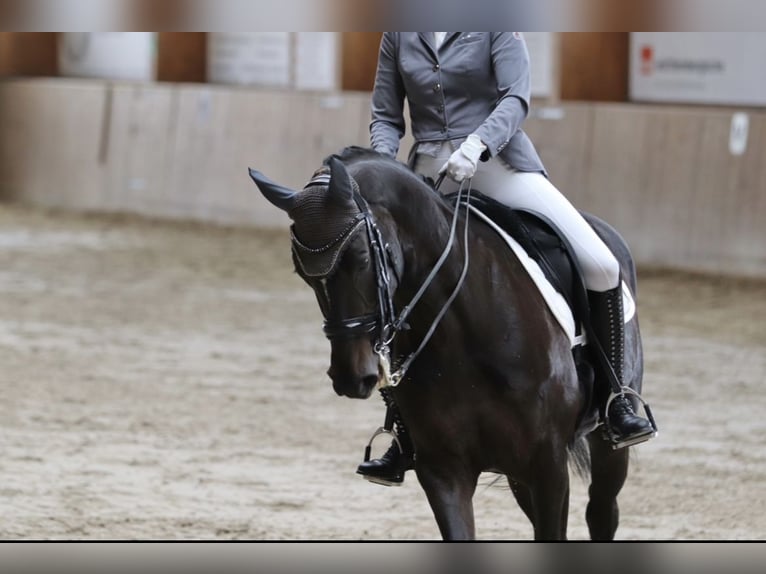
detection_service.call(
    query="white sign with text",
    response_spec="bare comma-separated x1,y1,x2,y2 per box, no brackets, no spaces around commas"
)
630,33,766,107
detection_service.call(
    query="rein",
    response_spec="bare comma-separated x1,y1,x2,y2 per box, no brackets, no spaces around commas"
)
378,177,473,387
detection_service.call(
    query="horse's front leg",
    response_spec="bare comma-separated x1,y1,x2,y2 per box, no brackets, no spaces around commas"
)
528,441,571,540
585,432,629,540
416,462,479,540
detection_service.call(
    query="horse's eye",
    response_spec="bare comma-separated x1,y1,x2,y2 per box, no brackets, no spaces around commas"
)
358,257,371,270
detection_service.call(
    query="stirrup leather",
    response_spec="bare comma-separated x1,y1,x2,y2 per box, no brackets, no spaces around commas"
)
603,387,658,450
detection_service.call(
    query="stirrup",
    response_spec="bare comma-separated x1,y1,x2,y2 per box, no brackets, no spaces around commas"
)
363,475,405,488
359,426,405,487
603,387,658,450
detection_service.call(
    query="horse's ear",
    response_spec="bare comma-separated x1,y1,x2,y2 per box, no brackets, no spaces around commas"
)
327,156,356,206
248,168,298,213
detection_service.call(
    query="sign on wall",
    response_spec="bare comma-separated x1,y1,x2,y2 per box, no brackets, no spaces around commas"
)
59,33,157,81
208,33,340,91
630,33,766,107
294,33,340,91
207,33,291,88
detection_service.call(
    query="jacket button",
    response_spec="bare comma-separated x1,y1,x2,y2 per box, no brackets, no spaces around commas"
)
433,83,441,92
433,64,440,72
438,104,444,111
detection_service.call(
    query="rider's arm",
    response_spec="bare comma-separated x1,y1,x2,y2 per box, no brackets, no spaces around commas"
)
472,32,531,161
370,32,406,159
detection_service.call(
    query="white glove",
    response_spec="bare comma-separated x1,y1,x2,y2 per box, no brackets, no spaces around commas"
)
439,134,486,182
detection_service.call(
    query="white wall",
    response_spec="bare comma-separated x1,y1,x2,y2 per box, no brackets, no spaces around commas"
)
1,79,764,278
0,79,373,228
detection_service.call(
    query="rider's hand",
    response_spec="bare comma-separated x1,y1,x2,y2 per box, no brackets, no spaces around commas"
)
439,134,486,182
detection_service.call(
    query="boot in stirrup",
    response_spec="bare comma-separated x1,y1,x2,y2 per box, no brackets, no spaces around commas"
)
589,283,657,450
357,403,415,486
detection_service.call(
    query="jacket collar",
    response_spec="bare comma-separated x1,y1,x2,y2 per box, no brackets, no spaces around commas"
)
418,32,459,57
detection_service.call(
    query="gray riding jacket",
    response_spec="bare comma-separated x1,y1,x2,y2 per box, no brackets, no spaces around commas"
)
370,32,546,174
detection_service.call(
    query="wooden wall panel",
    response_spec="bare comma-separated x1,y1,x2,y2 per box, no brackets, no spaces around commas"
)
0,79,373,227
341,32,382,92
165,87,372,226
524,104,595,203
587,106,699,264
156,33,206,83
560,33,629,102
585,105,766,277
691,113,766,276
0,80,108,207
2,80,765,277
104,84,176,213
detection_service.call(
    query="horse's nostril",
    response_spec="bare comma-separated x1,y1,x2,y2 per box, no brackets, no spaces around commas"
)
362,374,379,389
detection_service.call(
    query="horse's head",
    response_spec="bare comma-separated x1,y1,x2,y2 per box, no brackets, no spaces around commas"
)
249,154,403,399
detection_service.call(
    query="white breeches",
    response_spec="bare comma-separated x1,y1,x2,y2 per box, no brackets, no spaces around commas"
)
414,151,621,292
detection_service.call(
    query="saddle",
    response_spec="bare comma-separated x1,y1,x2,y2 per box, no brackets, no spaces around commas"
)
444,190,599,432
444,191,590,336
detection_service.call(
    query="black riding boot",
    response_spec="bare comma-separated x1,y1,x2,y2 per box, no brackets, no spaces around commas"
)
356,400,415,486
589,284,656,449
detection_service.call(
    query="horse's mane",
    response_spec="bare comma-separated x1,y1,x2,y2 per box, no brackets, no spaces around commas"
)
325,145,387,165
323,146,443,203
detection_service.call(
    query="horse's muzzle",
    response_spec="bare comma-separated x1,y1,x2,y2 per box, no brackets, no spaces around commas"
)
329,369,379,399
328,340,380,399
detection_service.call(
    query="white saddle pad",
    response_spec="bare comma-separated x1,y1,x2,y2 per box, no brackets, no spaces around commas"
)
468,206,636,348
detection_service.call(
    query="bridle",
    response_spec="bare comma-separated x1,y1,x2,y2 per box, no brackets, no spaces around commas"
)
290,173,397,345
293,171,472,387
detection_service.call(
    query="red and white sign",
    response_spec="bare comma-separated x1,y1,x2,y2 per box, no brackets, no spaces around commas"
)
630,33,766,107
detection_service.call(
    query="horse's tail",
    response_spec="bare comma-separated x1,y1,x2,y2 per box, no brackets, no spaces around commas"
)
482,438,591,493
568,438,591,481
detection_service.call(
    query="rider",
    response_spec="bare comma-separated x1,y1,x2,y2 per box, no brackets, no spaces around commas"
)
358,32,655,485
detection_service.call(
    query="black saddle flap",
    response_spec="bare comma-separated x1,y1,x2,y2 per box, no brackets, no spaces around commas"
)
444,190,587,333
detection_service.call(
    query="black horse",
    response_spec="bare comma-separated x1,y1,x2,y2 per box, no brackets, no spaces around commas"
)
249,147,647,540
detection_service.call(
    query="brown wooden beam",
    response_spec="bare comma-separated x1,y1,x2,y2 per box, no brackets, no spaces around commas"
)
0,32,58,77
560,33,629,102
156,32,206,83
341,32,382,92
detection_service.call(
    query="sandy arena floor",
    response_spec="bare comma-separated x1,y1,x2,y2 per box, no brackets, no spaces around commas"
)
0,204,764,540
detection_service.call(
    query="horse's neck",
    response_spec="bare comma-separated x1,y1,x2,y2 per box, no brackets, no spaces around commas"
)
386,188,485,335
385,183,519,341
358,163,483,317
387,187,455,279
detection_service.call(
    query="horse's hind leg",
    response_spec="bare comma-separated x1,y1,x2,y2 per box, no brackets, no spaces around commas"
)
586,433,630,540
416,463,479,540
